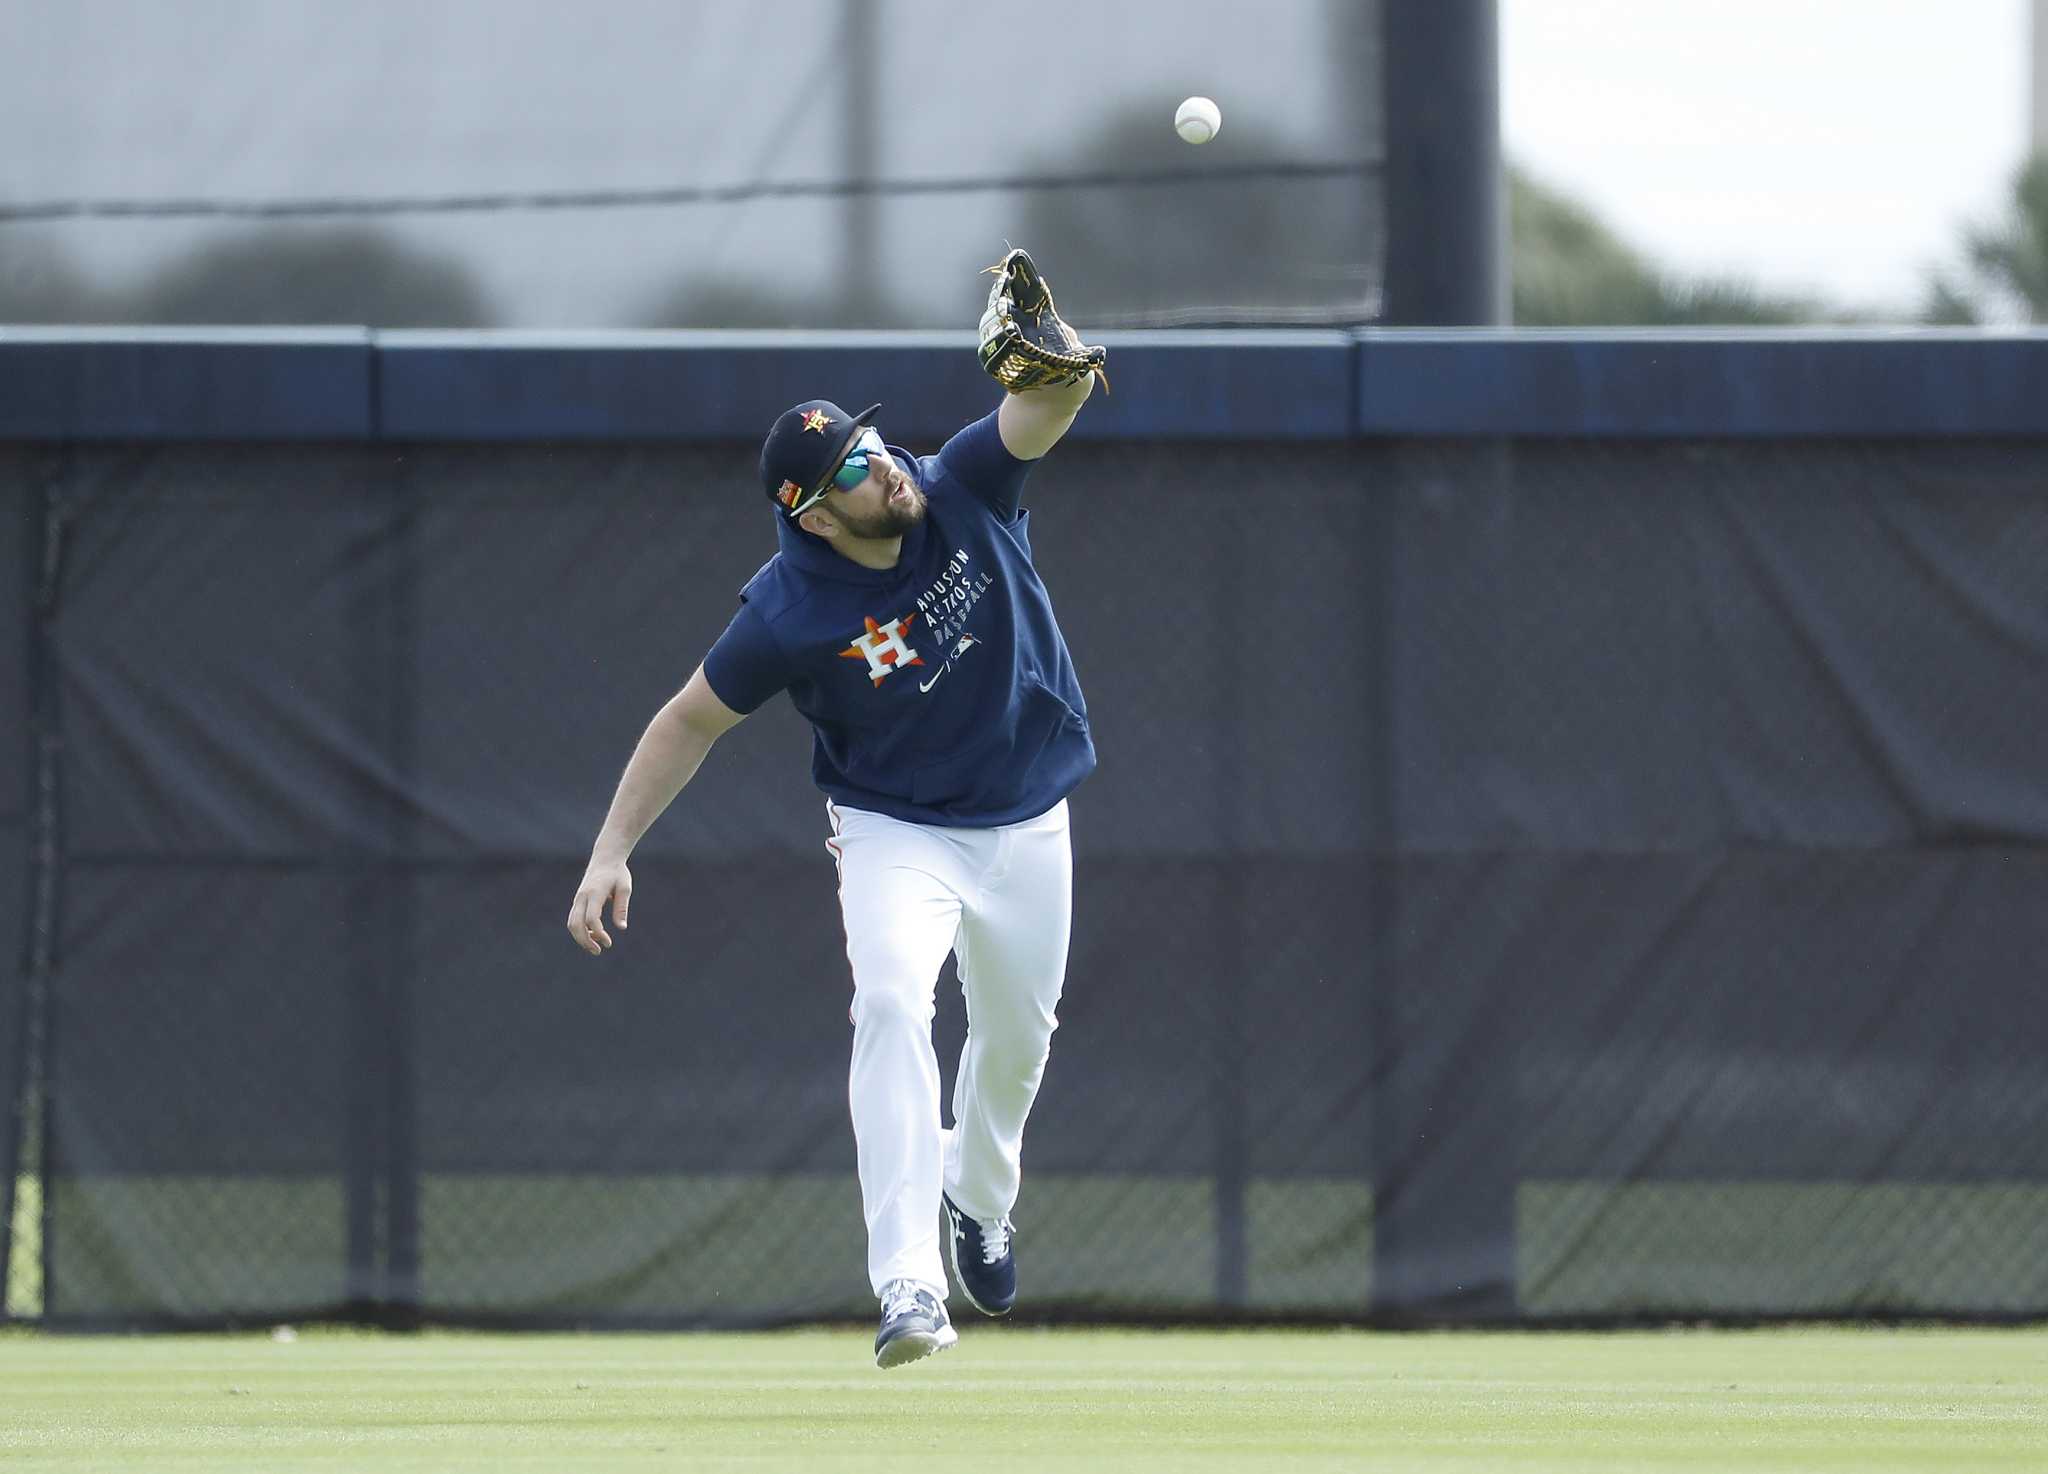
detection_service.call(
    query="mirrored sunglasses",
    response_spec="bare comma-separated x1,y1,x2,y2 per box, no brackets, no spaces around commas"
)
829,428,888,492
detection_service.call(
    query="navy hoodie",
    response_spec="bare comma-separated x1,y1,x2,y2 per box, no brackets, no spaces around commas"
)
702,408,1095,827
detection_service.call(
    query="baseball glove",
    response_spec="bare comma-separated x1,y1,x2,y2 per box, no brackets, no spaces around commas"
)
977,248,1108,393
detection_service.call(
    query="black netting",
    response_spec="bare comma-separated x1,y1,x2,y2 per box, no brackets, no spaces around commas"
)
2,461,31,1321
7,435,2048,1325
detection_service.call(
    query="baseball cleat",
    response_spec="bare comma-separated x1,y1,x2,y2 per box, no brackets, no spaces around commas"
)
943,1193,1017,1316
873,1279,957,1369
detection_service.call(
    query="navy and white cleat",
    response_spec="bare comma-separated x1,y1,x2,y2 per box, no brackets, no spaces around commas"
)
873,1279,957,1369
943,1193,1017,1316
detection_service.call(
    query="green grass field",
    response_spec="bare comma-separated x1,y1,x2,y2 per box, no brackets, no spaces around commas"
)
3,1326,2043,1472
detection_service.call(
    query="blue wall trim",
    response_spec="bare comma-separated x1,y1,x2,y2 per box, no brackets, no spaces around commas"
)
375,330,1356,442
0,328,373,441
3,327,2046,442
1355,329,2048,437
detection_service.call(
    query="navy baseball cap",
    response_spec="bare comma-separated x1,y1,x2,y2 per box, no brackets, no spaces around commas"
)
760,398,882,519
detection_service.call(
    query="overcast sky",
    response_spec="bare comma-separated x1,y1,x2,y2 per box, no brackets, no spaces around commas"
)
1503,0,2034,312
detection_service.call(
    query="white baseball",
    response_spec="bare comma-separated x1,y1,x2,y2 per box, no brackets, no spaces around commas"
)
1175,96,1221,145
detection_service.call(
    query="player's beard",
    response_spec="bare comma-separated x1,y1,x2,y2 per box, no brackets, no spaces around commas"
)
836,484,926,540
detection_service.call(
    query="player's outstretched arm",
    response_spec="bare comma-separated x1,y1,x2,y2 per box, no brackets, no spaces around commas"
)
567,663,745,956
998,372,1095,461
977,247,1103,460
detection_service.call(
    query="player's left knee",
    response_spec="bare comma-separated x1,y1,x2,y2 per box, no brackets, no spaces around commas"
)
971,1027,1055,1077
851,984,934,1035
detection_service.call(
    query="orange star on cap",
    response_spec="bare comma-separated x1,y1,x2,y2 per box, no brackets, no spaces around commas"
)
800,409,834,434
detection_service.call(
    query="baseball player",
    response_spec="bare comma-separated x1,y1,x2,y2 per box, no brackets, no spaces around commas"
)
566,250,1106,1368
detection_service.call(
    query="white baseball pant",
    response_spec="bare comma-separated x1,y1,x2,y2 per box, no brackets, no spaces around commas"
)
825,797,1073,1300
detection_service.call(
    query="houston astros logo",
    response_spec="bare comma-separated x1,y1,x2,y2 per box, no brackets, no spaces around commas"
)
839,612,926,687
800,408,834,434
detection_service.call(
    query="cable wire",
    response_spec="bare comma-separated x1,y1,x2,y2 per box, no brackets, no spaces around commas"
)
0,160,1381,226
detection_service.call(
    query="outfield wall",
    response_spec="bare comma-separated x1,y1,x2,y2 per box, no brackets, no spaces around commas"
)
4,330,2046,1327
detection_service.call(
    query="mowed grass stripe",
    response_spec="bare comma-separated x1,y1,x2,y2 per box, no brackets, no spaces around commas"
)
3,1327,2043,1472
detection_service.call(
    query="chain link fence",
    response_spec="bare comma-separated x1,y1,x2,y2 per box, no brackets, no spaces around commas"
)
5,433,2048,1326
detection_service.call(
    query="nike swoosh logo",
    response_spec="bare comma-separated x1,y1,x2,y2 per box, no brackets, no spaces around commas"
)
919,635,978,694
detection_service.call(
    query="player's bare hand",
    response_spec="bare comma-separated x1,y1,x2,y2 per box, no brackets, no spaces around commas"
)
568,859,632,956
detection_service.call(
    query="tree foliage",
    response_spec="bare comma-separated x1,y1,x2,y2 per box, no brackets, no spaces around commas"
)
0,234,109,323
1923,155,2048,324
0,226,497,327
127,227,496,326
633,102,1378,330
1510,163,1832,326
1007,99,1377,327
